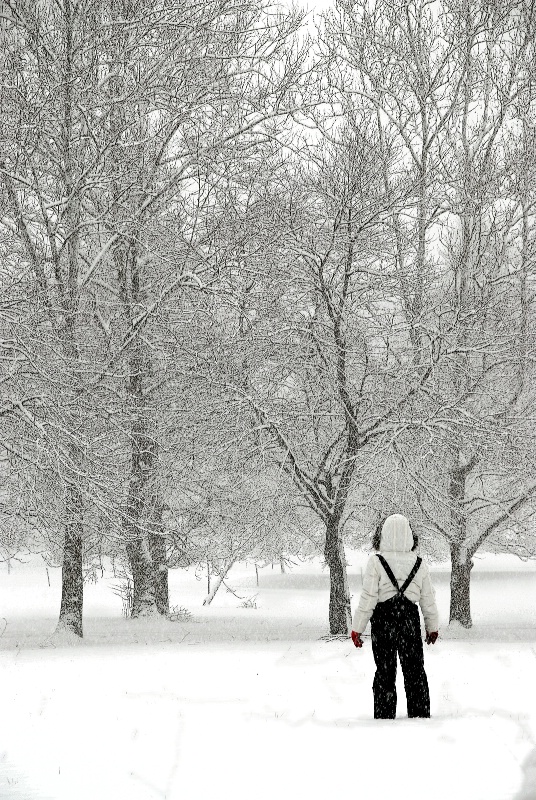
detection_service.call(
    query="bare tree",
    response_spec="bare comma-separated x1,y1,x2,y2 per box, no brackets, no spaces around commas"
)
93,0,308,615
217,100,445,634
327,0,536,627
0,0,308,631
0,0,117,636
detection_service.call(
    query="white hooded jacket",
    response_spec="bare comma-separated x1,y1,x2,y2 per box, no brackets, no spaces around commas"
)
352,514,439,634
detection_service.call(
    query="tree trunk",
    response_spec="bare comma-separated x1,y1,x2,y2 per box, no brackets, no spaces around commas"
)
447,450,476,628
149,513,169,617
127,539,157,617
202,573,225,606
203,560,234,605
56,3,84,638
57,483,84,637
449,546,473,627
324,518,351,635
124,345,162,617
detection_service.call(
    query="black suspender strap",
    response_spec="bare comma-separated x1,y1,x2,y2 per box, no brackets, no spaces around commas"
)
400,557,422,594
376,554,422,596
376,555,399,591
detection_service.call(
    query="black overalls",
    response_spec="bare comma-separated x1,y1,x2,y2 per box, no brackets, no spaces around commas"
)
370,555,430,719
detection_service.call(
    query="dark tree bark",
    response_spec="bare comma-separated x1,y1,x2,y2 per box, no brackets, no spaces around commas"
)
324,518,352,635
57,483,84,637
449,546,473,627
125,383,160,618
149,503,169,616
55,0,87,638
127,541,157,617
446,454,476,628
124,349,168,617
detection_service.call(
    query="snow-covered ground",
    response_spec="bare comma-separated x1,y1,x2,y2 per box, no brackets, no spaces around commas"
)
0,551,535,800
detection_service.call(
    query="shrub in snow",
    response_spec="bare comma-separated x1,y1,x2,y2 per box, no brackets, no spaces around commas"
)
111,576,134,618
168,606,193,622
239,596,258,609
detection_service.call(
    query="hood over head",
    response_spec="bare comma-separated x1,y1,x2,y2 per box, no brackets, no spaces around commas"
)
380,514,414,552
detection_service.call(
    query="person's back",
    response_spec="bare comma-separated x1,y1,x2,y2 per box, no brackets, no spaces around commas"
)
351,514,439,719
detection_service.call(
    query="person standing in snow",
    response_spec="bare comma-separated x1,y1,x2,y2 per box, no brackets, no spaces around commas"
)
351,513,439,719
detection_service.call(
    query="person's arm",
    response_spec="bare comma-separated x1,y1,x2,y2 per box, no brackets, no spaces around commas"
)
351,556,380,638
419,562,439,641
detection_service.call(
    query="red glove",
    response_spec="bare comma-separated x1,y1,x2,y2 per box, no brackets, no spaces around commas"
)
426,631,438,645
351,631,363,648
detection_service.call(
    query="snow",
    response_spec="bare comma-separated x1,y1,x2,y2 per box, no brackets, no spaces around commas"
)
0,552,535,800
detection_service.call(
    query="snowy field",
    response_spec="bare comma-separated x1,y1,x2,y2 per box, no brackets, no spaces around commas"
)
1,552,536,800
